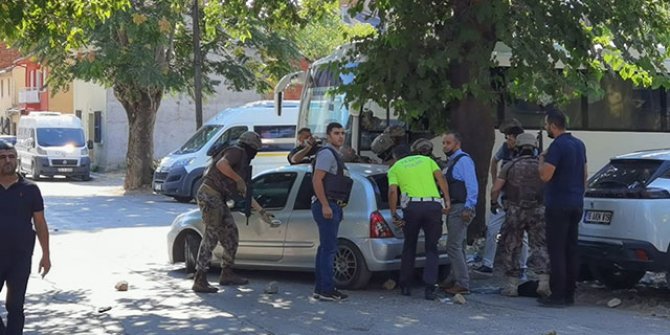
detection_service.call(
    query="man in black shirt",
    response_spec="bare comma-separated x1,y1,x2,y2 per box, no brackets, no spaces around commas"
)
0,141,51,335
288,128,319,164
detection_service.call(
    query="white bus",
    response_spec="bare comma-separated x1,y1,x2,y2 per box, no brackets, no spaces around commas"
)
275,44,670,176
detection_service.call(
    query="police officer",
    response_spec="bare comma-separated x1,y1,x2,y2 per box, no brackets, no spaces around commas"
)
192,131,275,293
388,139,451,300
370,125,407,165
490,133,550,297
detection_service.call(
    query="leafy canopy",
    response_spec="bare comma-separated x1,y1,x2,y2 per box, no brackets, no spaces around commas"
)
342,0,670,132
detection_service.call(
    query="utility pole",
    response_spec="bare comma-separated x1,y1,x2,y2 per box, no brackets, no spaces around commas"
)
192,0,203,129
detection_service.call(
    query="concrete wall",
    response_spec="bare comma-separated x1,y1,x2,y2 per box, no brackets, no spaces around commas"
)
0,72,12,112
48,83,74,114
72,80,108,168
102,83,261,171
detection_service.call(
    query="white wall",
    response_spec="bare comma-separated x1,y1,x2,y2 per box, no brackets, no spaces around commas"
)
72,80,108,167
102,83,261,171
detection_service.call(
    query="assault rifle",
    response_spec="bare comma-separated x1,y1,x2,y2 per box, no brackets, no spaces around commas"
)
536,129,544,153
244,165,253,225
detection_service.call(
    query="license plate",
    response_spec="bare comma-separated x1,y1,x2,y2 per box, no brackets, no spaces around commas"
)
57,168,73,172
154,183,162,191
584,210,613,224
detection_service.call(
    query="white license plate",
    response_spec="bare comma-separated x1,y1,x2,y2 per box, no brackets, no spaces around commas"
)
57,168,73,172
584,210,613,224
154,183,162,191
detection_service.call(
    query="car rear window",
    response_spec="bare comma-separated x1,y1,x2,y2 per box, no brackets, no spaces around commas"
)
368,174,390,209
589,159,662,190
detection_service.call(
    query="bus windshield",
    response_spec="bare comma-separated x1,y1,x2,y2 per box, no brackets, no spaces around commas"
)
175,125,223,154
301,62,402,151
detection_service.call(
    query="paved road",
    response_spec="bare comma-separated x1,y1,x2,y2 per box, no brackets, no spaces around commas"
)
3,173,670,334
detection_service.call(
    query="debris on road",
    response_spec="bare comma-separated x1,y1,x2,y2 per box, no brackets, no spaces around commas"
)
98,306,112,313
382,279,396,290
264,281,279,294
608,298,622,308
453,294,466,305
115,280,129,291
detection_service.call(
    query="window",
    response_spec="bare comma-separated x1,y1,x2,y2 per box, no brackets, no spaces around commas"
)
368,174,390,209
504,98,583,130
175,125,225,154
252,172,297,209
589,159,662,189
254,125,296,151
36,128,86,147
75,110,82,119
293,173,314,210
213,126,248,147
587,75,663,131
94,111,102,143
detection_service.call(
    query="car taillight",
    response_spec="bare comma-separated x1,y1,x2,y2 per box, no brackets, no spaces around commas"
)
370,211,394,238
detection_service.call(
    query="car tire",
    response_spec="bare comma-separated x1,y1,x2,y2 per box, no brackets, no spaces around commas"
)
31,160,41,181
80,172,91,181
334,239,372,290
191,178,203,201
184,232,201,274
174,196,193,203
591,264,645,289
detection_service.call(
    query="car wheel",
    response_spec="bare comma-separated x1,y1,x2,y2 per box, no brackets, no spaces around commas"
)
174,196,193,203
31,161,41,181
334,240,372,290
184,232,201,274
80,172,91,181
191,178,203,200
591,264,645,289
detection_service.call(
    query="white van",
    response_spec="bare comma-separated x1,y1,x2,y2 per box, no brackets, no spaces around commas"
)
153,100,300,203
15,112,91,180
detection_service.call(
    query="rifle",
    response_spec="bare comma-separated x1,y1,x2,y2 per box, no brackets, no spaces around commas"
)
536,129,544,153
244,165,253,225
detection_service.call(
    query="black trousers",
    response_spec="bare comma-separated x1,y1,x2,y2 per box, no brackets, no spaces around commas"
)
399,201,443,287
0,252,32,335
545,207,583,300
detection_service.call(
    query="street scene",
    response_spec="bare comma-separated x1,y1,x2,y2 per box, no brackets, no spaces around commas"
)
4,1,670,335
3,175,668,335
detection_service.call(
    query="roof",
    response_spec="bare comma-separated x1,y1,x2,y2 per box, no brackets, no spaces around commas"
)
271,162,389,177
205,100,300,125
614,149,670,161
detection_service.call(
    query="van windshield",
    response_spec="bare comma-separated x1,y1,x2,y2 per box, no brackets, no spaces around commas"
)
36,128,85,147
175,125,223,154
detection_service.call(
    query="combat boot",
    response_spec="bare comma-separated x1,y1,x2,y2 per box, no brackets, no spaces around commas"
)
192,271,218,293
537,274,551,297
501,276,519,297
219,268,249,285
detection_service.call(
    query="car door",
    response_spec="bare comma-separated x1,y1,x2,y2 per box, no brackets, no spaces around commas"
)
281,172,321,268
233,171,297,262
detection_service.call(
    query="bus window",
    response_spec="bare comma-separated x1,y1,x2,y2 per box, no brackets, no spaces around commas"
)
254,125,296,152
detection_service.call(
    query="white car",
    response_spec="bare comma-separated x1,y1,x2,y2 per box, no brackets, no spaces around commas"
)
579,149,670,289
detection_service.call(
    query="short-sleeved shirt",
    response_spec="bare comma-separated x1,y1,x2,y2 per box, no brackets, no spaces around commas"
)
0,175,43,255
544,133,587,208
388,155,441,198
314,144,348,176
494,144,514,166
287,145,319,164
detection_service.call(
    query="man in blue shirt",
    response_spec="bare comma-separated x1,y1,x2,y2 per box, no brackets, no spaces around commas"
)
538,109,587,307
441,132,478,295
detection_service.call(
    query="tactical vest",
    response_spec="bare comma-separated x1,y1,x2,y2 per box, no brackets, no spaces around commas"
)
202,145,249,197
503,155,544,208
444,154,468,204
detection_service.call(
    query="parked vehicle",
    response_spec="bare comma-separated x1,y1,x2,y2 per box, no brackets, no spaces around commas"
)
153,100,299,203
167,163,450,289
15,112,91,181
0,135,16,145
579,149,670,289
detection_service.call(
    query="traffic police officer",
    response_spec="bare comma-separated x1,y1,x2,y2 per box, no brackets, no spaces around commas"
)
388,139,451,300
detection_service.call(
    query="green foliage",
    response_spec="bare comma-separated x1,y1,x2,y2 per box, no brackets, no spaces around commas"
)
342,0,670,133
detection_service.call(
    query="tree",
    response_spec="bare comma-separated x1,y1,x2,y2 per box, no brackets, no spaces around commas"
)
3,0,330,190
342,0,670,240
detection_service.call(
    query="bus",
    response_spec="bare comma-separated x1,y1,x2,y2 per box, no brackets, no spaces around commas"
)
275,43,670,176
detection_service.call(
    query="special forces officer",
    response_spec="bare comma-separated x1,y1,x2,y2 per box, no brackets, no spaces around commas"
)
192,131,275,293
490,133,550,297
388,139,451,300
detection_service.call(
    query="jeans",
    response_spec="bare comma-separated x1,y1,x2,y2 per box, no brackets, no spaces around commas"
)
0,251,32,335
312,201,343,294
446,204,471,289
545,206,583,300
398,201,443,287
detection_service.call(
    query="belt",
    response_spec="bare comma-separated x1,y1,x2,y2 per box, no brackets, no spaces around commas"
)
408,197,442,204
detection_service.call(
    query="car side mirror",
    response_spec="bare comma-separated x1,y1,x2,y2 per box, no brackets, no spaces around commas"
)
87,140,94,149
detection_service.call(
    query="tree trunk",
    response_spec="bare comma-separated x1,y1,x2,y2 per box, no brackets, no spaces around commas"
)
113,85,163,190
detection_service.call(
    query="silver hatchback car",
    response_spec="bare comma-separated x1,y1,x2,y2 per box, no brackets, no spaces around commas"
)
168,163,450,289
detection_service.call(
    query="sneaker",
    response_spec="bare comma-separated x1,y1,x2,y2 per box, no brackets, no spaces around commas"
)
425,285,438,301
313,292,337,301
332,289,348,300
444,285,470,295
473,265,493,276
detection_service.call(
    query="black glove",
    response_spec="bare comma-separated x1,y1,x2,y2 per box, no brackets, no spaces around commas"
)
490,201,501,215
